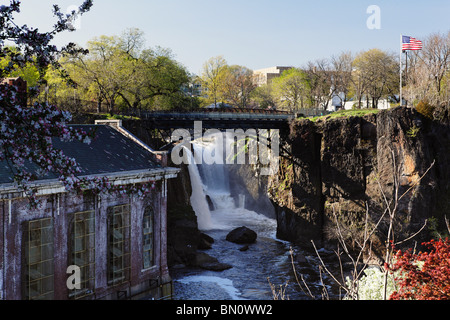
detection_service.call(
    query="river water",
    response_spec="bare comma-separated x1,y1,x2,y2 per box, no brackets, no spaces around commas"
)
171,133,337,300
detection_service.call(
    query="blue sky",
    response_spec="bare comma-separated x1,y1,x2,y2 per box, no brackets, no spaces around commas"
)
13,0,450,75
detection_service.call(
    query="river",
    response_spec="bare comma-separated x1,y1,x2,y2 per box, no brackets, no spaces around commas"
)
170,132,338,300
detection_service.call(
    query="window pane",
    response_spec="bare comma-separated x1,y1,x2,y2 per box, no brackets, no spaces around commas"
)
143,207,154,269
24,218,54,300
69,211,95,300
107,205,131,285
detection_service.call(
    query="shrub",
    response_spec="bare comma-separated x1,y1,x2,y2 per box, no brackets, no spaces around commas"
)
346,267,397,300
389,238,450,300
415,100,435,119
407,124,421,138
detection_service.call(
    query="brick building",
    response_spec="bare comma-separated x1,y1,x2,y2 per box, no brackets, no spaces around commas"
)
0,121,179,300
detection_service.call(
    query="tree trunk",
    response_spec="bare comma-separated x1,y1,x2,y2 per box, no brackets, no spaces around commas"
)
97,96,102,113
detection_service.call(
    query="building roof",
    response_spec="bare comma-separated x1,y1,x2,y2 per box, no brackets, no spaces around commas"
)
0,124,162,185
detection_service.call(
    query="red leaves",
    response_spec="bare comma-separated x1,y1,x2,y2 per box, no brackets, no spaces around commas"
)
388,238,450,300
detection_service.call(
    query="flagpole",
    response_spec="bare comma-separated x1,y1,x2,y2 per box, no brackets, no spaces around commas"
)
405,50,408,107
400,34,403,107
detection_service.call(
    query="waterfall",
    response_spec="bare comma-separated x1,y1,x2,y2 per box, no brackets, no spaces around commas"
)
183,146,212,230
185,131,275,233
184,132,239,230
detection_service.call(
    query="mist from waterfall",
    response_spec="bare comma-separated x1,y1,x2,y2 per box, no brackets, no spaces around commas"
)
184,132,275,234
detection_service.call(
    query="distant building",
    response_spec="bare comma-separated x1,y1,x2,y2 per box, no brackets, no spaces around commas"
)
253,66,293,87
181,79,205,98
0,120,179,300
324,92,391,111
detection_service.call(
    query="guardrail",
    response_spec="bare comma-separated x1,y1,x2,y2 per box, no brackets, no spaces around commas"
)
139,111,295,121
121,107,329,120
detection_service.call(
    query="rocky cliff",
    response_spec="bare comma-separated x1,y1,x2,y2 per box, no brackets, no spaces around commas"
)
269,107,450,258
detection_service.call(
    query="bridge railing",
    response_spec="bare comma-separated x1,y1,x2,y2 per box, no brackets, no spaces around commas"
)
123,107,330,120
143,107,293,115
139,111,294,121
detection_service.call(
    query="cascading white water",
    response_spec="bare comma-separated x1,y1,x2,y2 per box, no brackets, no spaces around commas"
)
186,132,275,234
192,135,235,215
183,146,212,230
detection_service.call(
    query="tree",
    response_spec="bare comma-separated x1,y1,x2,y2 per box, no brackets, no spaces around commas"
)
67,34,137,114
272,68,311,112
200,55,227,107
251,84,277,109
128,47,190,111
63,29,191,113
406,31,450,113
420,32,450,100
331,52,354,109
305,59,335,110
220,65,255,108
352,49,398,108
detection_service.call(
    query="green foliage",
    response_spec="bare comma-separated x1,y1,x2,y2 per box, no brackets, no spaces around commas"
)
49,28,192,113
0,46,40,88
272,68,311,111
407,124,421,138
351,49,399,108
199,55,228,106
251,84,276,109
309,108,380,122
105,113,140,121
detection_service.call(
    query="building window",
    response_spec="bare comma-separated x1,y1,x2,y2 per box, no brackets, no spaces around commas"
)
24,218,54,300
142,207,155,269
69,210,96,299
107,204,131,286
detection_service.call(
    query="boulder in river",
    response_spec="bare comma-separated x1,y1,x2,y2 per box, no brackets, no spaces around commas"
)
226,226,257,244
198,232,215,250
195,252,232,271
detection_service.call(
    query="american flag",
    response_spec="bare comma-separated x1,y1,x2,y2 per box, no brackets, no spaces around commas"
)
402,36,423,51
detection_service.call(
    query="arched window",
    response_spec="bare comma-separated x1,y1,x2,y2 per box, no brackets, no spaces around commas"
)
142,207,155,269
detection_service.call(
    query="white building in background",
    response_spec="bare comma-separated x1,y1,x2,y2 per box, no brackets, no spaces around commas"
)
324,91,391,111
253,66,293,87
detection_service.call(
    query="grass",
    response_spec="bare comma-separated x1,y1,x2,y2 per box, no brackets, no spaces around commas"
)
308,108,381,122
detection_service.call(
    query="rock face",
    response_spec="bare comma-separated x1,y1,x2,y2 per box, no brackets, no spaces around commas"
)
166,203,201,267
226,227,258,244
268,119,323,246
166,163,200,268
227,163,276,219
269,107,450,258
